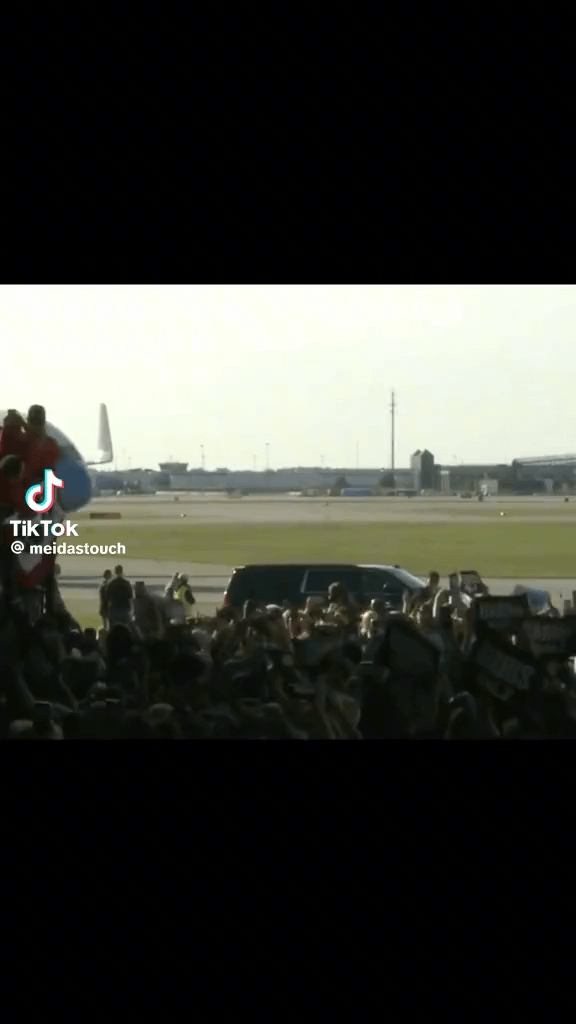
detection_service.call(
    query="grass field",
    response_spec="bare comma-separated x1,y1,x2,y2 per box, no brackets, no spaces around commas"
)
77,612,103,630
73,521,576,578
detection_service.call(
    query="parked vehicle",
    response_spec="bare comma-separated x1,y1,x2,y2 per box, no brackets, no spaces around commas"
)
222,563,425,611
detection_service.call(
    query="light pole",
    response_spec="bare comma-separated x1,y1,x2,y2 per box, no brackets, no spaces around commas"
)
265,442,270,471
200,444,205,471
390,391,396,475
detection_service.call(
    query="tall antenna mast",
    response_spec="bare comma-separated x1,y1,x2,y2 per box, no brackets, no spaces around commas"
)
390,390,396,473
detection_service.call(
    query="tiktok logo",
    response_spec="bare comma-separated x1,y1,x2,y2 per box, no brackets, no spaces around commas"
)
25,468,64,513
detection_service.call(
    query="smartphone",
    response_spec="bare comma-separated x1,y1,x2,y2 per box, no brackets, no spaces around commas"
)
460,570,482,595
438,605,453,630
358,661,376,676
33,701,52,734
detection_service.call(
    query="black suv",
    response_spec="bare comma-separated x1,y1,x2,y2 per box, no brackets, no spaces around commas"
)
222,563,425,611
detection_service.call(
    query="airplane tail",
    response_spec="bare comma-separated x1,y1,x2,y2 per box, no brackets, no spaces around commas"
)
85,403,114,466
97,403,113,463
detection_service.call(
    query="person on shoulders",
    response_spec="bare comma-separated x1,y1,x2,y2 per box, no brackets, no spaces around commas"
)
0,410,32,461
23,406,61,488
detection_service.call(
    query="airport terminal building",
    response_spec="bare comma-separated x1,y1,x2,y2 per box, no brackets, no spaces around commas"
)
92,449,576,496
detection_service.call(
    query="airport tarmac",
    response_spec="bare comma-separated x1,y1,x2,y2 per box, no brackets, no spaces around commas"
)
77,493,576,526
58,493,576,620
59,556,576,618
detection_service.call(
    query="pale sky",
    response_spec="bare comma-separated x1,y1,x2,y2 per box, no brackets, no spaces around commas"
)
2,285,574,471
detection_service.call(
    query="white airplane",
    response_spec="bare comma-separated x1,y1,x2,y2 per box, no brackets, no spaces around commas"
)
87,404,114,467
0,403,113,512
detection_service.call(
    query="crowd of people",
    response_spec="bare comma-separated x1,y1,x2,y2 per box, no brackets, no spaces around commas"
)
2,406,576,738
2,552,576,737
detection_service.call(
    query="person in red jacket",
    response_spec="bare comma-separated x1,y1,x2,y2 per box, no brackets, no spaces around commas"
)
0,454,28,606
23,405,60,489
0,405,60,488
0,406,60,612
0,409,32,462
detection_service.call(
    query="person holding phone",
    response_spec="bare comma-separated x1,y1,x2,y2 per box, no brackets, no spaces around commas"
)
460,570,483,597
407,572,440,616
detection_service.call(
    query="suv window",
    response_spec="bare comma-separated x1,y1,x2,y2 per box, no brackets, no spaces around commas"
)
361,569,403,595
386,567,424,591
227,567,306,607
304,568,363,597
